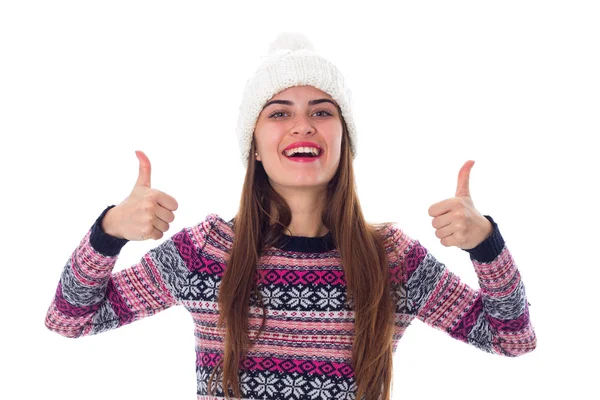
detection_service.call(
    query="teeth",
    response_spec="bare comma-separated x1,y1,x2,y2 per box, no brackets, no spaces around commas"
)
284,147,320,157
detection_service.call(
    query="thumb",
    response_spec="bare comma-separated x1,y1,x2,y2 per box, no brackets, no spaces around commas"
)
134,150,151,188
455,160,474,198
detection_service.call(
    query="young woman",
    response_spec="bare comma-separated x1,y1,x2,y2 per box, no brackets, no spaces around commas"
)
45,33,537,400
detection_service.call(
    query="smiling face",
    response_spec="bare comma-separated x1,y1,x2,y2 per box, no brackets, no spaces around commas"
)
253,85,343,192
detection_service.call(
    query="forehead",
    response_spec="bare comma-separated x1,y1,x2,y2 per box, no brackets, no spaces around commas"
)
270,85,332,101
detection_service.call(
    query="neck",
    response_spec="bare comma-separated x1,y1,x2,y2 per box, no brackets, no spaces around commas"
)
272,185,328,237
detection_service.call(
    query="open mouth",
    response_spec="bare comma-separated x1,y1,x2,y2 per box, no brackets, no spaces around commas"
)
285,152,321,159
282,148,323,158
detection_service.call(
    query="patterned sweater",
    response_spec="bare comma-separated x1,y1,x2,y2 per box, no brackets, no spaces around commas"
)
45,205,536,400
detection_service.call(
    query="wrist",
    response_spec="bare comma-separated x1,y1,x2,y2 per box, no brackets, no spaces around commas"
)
101,207,125,239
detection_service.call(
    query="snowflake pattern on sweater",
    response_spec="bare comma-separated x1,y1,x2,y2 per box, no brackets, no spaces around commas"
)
45,205,536,399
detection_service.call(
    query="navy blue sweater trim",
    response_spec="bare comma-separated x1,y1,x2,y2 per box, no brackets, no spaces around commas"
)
89,207,503,261
464,215,505,263
90,205,129,257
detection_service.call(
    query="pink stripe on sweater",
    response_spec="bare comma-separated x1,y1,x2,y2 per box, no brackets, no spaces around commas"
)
196,352,355,378
256,268,346,286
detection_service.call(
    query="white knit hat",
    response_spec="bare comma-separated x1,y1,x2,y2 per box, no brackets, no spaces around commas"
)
235,32,358,169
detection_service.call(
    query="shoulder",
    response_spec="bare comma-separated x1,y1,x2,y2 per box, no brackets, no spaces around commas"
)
185,213,235,253
376,222,414,250
375,222,423,265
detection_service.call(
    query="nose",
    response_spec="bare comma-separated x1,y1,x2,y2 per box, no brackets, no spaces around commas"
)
290,114,315,136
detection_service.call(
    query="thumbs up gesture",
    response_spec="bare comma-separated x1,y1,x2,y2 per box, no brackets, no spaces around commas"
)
101,150,179,241
427,160,493,250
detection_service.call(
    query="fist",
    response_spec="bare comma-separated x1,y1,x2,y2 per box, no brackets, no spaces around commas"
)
102,150,179,241
427,160,492,250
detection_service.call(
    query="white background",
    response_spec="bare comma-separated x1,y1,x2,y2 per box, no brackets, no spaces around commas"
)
1,1,598,399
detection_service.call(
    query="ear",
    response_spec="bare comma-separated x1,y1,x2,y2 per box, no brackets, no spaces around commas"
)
252,138,261,161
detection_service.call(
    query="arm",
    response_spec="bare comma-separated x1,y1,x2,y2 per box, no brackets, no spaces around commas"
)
44,205,206,338
391,216,536,357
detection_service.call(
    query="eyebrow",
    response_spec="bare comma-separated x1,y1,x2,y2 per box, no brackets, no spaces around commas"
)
262,98,337,110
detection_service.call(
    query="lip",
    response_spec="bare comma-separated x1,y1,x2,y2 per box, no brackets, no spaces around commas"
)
284,154,322,163
283,141,323,152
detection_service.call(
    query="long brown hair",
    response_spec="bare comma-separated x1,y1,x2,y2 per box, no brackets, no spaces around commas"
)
208,114,397,400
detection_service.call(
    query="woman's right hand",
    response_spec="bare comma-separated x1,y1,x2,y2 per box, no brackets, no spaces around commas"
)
102,150,179,241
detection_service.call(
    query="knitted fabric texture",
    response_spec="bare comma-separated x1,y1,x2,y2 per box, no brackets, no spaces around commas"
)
46,205,537,399
235,32,358,169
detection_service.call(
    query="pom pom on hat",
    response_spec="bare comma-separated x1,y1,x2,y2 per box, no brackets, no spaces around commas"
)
268,32,315,54
236,32,358,169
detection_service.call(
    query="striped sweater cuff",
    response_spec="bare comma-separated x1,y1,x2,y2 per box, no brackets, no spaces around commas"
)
464,215,505,263
89,204,129,257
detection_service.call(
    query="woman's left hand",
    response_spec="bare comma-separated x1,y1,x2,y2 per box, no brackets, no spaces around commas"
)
428,160,493,250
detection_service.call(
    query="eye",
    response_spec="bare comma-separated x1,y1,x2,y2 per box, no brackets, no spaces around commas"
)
313,110,333,117
268,111,287,118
